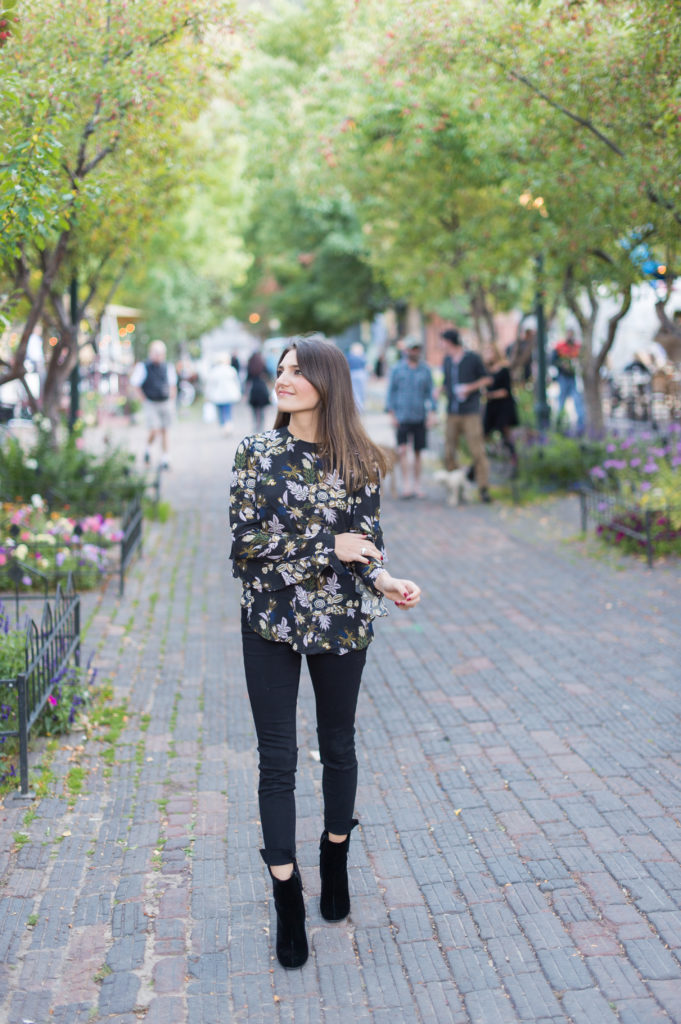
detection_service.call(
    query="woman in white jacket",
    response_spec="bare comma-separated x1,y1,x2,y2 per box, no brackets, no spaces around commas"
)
205,353,242,434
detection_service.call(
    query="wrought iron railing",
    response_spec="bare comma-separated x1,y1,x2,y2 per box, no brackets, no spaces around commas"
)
119,493,144,595
0,575,81,797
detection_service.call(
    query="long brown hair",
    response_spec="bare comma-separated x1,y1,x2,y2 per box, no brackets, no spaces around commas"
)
273,336,391,489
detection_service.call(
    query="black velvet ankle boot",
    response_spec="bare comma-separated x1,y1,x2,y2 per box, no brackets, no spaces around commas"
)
270,863,308,969
319,819,358,922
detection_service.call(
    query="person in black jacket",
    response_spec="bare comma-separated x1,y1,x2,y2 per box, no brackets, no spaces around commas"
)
483,344,519,476
440,329,492,502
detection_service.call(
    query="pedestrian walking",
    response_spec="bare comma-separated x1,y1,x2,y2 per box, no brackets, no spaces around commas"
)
229,335,422,970
483,343,519,476
204,352,242,435
346,341,368,411
385,336,436,498
246,346,271,430
441,328,492,502
552,328,585,433
130,339,177,469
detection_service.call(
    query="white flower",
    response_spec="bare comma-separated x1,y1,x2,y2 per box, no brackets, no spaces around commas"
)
289,482,309,501
324,574,341,596
275,618,292,641
25,458,38,471
30,493,44,509
39,418,52,432
15,543,28,560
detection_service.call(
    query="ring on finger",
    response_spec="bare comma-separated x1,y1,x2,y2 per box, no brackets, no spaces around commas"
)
361,546,367,555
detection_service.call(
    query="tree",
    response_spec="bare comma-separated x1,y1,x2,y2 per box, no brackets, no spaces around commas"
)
225,0,390,337
0,0,235,425
118,98,253,350
294,0,680,430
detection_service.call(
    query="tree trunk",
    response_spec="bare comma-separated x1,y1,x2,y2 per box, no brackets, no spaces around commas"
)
465,279,496,350
41,329,78,430
581,331,604,438
563,270,631,437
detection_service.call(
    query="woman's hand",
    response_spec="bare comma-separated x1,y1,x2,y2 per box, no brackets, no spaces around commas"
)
334,532,383,565
374,571,421,609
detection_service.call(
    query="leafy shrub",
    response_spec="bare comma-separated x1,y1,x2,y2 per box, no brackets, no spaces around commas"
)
0,415,144,515
518,432,607,491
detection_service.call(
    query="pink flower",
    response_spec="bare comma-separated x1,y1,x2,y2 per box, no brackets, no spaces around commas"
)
47,694,58,707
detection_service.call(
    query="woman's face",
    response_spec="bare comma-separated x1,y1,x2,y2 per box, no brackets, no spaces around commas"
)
275,349,321,415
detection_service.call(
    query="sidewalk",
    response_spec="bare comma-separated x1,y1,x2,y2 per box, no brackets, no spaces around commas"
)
1,402,681,1024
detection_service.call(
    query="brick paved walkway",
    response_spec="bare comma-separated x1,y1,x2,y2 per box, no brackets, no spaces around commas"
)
1,401,680,1024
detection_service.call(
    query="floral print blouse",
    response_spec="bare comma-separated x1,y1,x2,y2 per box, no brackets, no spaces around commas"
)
229,427,387,654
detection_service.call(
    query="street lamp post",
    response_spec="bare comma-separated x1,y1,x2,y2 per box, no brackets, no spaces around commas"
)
519,192,551,433
534,254,551,432
68,274,79,431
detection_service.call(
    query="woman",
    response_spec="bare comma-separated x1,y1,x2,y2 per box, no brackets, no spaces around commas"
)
483,344,519,475
204,352,242,434
229,336,421,970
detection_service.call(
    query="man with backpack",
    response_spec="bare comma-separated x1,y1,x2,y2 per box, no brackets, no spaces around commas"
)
130,339,177,468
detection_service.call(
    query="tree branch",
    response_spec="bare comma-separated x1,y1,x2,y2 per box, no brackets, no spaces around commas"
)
597,284,632,372
496,61,624,156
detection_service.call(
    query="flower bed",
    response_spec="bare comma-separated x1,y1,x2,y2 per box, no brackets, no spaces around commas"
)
583,425,681,560
0,497,123,591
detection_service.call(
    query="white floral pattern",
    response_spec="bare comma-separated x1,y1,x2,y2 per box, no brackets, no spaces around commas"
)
230,427,387,653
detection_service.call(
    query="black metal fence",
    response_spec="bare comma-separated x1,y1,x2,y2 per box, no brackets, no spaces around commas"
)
0,575,81,797
119,493,144,595
577,487,681,568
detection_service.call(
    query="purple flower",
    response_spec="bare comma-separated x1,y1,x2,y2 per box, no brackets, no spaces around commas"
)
640,482,652,492
649,447,666,457
629,457,641,468
643,461,658,473
590,466,607,479
606,443,617,453
22,575,32,586
672,456,681,468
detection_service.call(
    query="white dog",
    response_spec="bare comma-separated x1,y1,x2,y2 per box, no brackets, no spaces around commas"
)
433,468,478,506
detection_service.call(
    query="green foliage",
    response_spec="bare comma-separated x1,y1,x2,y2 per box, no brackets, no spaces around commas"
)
0,416,143,515
233,190,389,334
0,0,237,419
518,433,607,490
0,607,26,680
119,99,252,347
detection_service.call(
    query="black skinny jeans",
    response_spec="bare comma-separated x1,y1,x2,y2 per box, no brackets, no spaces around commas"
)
241,613,366,867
